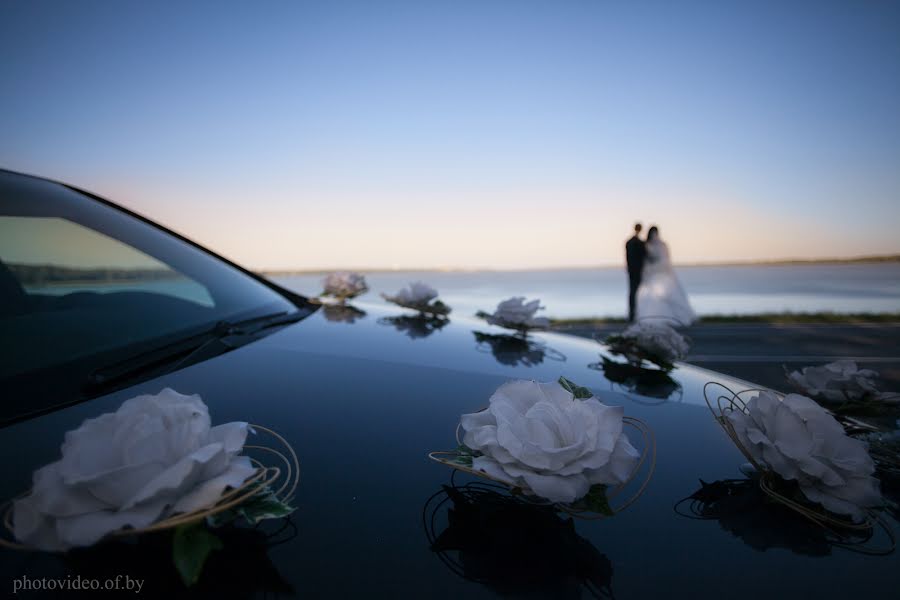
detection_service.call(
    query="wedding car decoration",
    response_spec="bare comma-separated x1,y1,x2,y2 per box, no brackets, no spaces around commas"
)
603,321,689,371
857,421,900,481
429,378,655,517
320,271,368,302
1,389,299,586
786,360,899,414
704,383,883,528
476,297,550,335
381,281,451,317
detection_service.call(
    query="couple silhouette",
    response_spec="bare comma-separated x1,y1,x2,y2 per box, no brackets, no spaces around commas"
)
625,223,696,325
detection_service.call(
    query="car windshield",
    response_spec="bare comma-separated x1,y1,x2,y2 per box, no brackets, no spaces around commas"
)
0,171,303,422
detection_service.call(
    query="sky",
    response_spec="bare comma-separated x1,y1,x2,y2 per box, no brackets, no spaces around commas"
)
1,1,899,271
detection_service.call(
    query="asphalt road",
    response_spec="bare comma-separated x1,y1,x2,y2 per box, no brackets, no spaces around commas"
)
552,322,900,393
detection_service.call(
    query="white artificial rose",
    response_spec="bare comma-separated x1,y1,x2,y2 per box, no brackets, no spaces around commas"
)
382,282,450,316
393,281,438,305
485,297,550,330
322,272,368,299
726,391,881,521
460,380,640,503
620,322,689,363
13,389,256,551
787,360,893,404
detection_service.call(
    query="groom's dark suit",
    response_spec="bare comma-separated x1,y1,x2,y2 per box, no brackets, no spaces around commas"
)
625,235,646,322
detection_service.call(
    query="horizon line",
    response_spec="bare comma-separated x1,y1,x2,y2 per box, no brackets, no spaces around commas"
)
257,253,900,275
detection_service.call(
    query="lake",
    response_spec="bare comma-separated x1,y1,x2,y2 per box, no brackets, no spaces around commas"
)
272,262,900,320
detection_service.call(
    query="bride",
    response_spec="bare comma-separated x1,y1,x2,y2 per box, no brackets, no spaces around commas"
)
636,226,697,325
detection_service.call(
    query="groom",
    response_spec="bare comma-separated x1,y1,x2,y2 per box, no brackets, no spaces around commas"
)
625,222,645,322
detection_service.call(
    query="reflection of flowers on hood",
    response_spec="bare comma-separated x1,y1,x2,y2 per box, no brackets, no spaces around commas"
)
482,297,549,331
13,389,255,551
428,485,613,597
460,380,639,504
595,357,681,400
473,332,547,367
787,360,894,404
382,282,450,316
321,304,367,323
321,272,368,300
619,322,689,363
725,391,882,521
680,479,831,556
379,315,448,339
63,523,294,595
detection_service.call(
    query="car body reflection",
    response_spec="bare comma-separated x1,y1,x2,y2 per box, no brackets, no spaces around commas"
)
378,315,449,339
321,303,367,323
424,478,613,599
473,331,566,367
590,356,682,403
61,521,296,596
675,478,892,556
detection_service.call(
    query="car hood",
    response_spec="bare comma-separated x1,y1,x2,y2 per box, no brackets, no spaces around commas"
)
1,303,895,598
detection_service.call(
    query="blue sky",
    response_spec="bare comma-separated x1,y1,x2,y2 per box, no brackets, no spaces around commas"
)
2,1,899,270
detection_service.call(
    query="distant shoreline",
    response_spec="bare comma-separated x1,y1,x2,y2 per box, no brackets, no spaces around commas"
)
550,312,900,326
261,254,900,275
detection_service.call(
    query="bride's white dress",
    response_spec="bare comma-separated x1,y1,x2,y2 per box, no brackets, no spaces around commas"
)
636,238,697,325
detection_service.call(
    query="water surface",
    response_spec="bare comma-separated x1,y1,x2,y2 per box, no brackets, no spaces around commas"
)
273,262,900,319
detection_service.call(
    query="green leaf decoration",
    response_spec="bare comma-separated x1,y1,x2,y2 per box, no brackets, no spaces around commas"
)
582,485,615,516
453,444,476,467
236,489,296,524
205,486,296,528
558,376,594,399
173,524,223,587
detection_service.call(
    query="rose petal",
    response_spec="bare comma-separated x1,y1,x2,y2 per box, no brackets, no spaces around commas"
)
122,443,225,510
29,462,107,517
172,456,257,514
55,499,168,549
518,471,590,504
12,497,64,551
471,456,517,486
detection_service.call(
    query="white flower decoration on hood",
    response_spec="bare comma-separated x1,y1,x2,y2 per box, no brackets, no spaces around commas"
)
620,321,689,363
388,281,438,306
484,297,550,331
726,391,881,521
460,380,640,503
13,389,255,551
322,272,368,299
787,360,893,404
